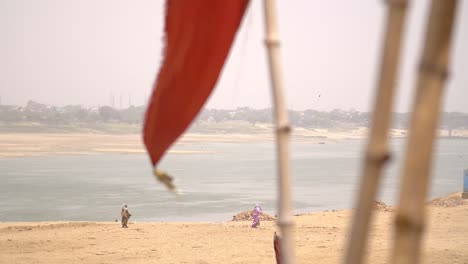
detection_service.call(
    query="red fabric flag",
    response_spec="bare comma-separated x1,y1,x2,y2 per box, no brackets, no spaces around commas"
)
144,0,249,166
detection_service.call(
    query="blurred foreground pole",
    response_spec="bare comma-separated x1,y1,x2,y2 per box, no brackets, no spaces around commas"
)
344,1,409,263
263,0,295,263
392,1,458,264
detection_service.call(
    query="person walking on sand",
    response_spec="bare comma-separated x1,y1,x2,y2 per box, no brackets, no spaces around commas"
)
121,204,132,228
251,204,263,228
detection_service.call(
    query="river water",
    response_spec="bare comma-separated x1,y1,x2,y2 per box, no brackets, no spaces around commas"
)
0,138,466,222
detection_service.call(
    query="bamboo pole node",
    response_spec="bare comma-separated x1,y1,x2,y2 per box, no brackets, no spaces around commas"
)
385,0,407,8
276,125,292,133
394,214,425,234
366,150,392,163
265,39,280,47
418,62,450,80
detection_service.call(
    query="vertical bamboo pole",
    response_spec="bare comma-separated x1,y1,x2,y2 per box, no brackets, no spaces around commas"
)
344,1,409,264
263,0,295,263
392,1,458,264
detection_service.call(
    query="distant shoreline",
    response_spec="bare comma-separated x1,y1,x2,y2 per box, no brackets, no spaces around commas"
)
1,121,467,137
0,128,467,158
0,132,322,158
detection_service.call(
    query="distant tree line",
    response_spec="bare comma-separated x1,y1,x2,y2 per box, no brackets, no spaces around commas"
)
197,107,468,130
1,101,467,130
0,101,144,125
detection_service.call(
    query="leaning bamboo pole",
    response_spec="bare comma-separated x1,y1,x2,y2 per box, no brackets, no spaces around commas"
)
392,1,458,264
343,1,409,264
263,0,295,263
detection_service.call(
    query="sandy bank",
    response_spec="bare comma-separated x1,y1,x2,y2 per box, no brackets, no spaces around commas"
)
0,132,325,158
1,194,467,264
1,128,467,158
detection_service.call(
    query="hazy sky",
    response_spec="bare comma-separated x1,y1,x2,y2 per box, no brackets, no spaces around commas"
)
1,0,467,112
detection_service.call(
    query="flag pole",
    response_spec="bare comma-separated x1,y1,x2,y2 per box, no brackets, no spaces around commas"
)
392,1,458,264
263,1,295,263
343,1,408,263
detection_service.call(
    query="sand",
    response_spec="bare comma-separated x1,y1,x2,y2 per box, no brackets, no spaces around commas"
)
0,130,405,158
1,196,467,264
0,132,320,158
2,128,468,158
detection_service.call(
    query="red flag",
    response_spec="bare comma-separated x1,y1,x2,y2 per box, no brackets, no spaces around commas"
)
144,0,249,166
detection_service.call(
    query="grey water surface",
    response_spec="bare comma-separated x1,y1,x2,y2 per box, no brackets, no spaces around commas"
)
0,138,467,222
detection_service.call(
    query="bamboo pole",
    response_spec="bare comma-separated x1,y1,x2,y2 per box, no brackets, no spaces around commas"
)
343,1,409,264
263,1,295,264
392,1,458,264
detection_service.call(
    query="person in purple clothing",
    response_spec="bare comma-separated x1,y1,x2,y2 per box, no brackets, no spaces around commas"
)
251,204,263,228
